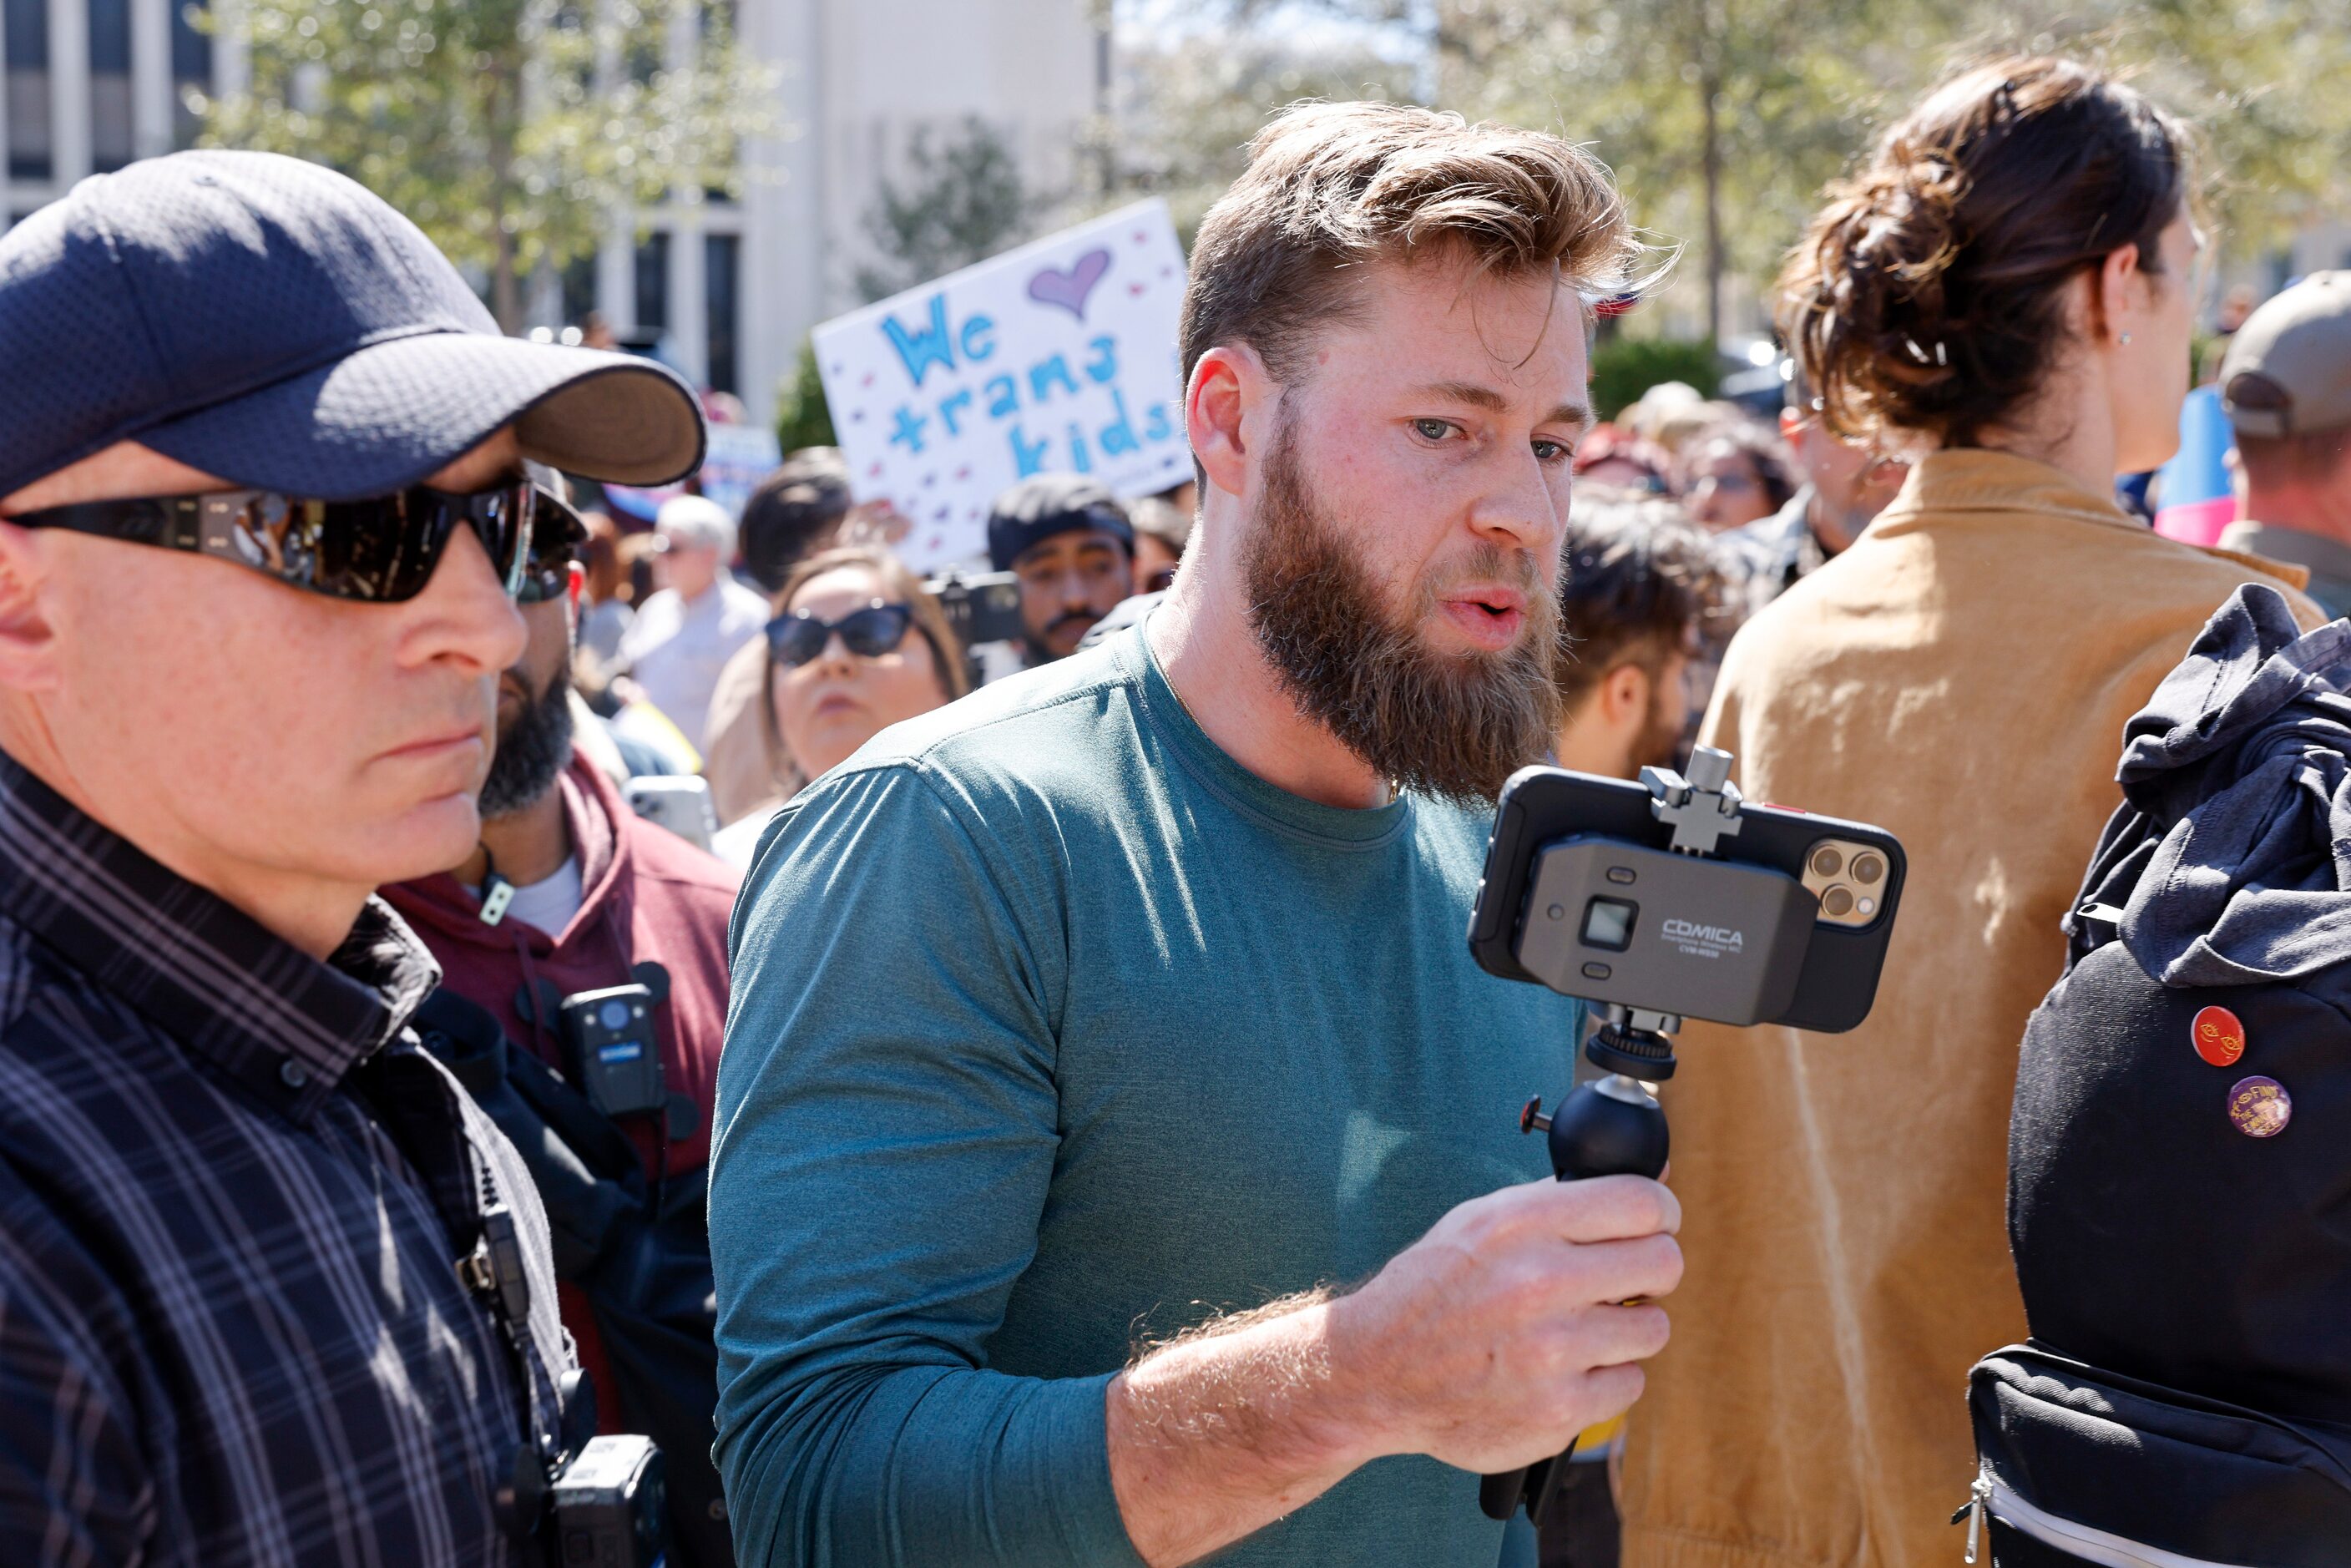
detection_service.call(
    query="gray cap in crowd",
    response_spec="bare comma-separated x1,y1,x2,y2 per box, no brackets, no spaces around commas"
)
2222,272,2351,439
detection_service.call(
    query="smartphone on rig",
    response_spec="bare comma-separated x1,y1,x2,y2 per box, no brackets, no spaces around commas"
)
1469,765,1906,1033
1467,756,1909,1530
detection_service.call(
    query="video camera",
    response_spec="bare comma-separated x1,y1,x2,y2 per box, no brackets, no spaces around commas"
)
1467,747,1905,1525
924,568,1028,649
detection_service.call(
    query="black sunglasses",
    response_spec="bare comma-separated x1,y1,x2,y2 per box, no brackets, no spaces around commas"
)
766,601,914,667
7,479,574,604
516,487,589,605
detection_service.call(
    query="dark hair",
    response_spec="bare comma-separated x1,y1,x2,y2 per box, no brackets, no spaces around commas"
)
759,546,968,784
1181,102,1647,392
739,447,853,594
1686,419,1798,513
1779,56,2192,449
1555,495,1721,707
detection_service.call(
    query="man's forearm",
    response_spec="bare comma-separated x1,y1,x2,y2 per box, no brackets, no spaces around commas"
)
1103,1291,1392,1567
1098,1175,1685,1565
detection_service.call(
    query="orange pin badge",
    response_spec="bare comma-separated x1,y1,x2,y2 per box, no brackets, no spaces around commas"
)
2192,1005,2246,1068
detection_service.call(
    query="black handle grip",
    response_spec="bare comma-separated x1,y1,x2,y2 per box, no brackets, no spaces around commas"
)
1479,1077,1668,1521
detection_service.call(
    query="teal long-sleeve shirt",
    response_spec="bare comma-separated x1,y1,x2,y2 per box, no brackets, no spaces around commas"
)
710,625,1583,1566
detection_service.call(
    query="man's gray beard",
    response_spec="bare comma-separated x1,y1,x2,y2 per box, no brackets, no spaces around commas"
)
1239,417,1565,807
478,667,577,819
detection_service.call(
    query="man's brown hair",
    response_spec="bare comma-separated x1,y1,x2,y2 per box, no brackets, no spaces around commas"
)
1180,102,1647,389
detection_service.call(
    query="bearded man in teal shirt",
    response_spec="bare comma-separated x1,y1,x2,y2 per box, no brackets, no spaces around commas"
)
711,102,1686,1568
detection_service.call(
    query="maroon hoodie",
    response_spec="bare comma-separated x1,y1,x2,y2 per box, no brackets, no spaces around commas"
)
383,751,739,1421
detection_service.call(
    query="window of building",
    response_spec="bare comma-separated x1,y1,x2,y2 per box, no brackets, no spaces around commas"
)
634,230,670,334
5,0,51,182
561,250,597,332
705,232,739,394
90,0,135,172
173,0,212,149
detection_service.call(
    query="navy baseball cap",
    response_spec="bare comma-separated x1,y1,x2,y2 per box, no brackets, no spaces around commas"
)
986,473,1134,573
0,149,705,502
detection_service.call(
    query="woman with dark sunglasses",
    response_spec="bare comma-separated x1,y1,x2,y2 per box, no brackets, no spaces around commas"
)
711,547,967,867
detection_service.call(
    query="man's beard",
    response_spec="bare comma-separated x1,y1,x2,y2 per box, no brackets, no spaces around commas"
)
1630,682,1686,776
1241,419,1564,807
479,665,576,819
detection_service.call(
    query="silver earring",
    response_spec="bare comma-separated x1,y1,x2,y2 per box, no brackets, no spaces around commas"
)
2120,332,2134,346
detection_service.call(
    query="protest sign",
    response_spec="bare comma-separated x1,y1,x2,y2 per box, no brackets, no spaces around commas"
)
602,420,783,525
814,199,1191,571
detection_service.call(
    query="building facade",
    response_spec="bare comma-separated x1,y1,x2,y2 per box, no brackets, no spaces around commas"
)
3,0,1098,430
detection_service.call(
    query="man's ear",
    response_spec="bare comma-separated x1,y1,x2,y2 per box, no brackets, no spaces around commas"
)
0,519,62,692
1186,343,1273,502
1600,661,1651,729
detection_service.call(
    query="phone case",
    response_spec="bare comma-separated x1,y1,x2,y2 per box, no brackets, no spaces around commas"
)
1469,766,1906,1034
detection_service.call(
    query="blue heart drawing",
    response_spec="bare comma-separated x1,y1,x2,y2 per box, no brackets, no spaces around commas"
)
1027,248,1113,321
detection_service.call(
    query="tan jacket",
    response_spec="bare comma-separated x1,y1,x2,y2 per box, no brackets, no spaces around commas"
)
1618,450,2323,1568
700,633,799,827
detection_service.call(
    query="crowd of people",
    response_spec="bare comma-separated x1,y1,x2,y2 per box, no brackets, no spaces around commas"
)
6,43,2351,1568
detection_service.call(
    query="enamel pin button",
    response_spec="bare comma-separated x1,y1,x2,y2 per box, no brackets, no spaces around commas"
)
2192,1005,2246,1068
2227,1075,2292,1138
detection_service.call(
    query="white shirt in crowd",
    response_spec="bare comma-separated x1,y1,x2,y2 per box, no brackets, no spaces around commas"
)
618,574,771,751
463,855,587,938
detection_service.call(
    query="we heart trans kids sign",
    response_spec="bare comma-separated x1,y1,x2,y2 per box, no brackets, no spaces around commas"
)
813,200,1191,572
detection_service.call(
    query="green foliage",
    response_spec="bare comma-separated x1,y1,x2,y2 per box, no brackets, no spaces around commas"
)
1165,0,2351,331
854,119,1037,303
776,338,837,453
1590,338,1722,422
196,0,776,330
1105,28,1419,245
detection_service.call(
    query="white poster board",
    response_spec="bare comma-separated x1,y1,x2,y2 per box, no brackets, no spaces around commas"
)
814,199,1191,572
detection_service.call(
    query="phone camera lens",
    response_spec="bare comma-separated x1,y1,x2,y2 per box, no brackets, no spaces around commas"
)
1851,853,1884,886
1811,847,1843,877
1822,886,1855,918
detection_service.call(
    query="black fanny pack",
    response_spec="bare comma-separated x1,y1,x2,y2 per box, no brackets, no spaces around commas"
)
1965,1345,2351,1566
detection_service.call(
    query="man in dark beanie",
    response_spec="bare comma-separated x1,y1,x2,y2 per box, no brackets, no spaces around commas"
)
987,473,1135,663
0,149,703,1564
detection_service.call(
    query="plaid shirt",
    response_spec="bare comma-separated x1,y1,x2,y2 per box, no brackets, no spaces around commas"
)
0,750,572,1566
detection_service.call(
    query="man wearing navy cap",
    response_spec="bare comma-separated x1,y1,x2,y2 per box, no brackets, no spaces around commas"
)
987,473,1136,663
0,150,702,1564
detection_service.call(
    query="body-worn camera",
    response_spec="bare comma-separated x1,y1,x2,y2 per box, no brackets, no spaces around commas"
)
924,568,1028,648
558,984,670,1121
467,1206,669,1567
550,1434,667,1567
1467,750,1905,1528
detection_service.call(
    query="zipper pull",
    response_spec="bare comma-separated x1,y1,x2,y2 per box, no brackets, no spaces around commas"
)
1964,1471,1990,1564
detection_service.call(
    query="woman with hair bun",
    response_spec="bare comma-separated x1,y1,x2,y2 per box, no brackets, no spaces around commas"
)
1615,57,2326,1568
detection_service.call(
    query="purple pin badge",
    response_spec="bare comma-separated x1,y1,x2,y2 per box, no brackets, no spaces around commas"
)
2228,1075,2292,1138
